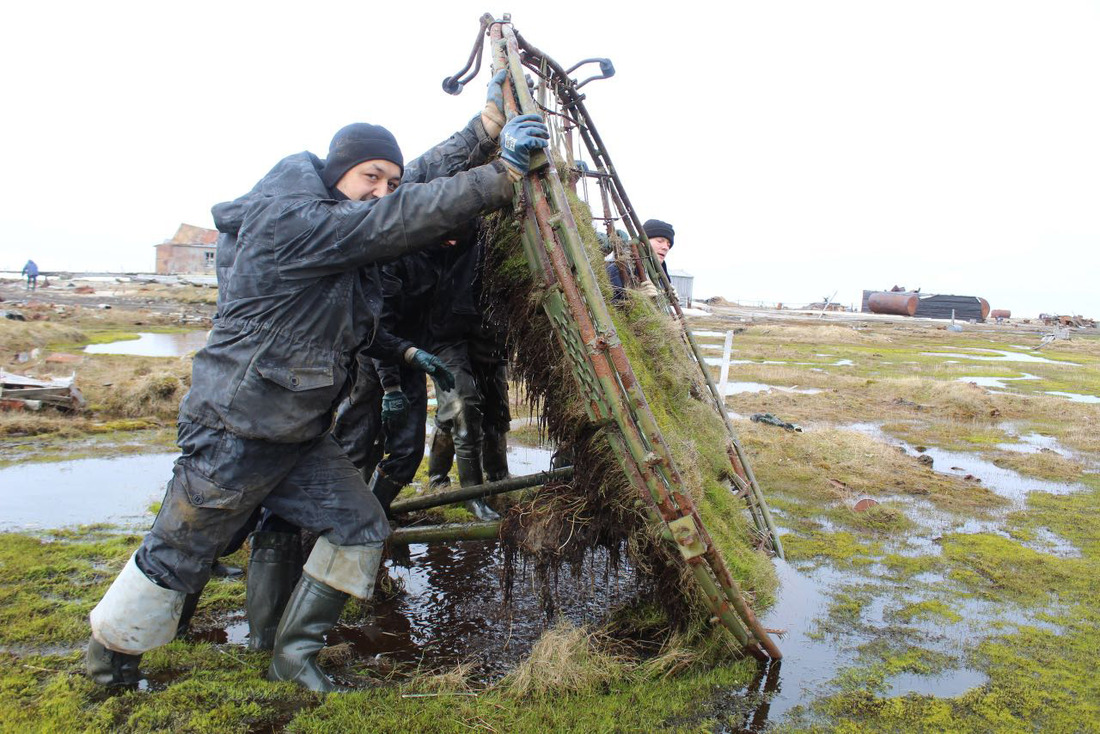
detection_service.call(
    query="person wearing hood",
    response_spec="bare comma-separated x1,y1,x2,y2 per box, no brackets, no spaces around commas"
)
85,75,549,693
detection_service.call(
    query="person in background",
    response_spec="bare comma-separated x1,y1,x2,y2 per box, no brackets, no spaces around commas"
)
21,259,38,290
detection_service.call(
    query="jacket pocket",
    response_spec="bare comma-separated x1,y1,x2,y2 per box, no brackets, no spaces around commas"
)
177,464,246,510
256,363,334,391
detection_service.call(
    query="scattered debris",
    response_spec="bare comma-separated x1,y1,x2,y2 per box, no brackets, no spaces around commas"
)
0,370,86,411
1,309,26,321
853,498,879,512
1039,314,1096,328
72,285,95,294
751,413,802,432
917,455,934,467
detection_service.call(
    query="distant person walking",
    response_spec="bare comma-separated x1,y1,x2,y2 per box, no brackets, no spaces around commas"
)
21,260,38,291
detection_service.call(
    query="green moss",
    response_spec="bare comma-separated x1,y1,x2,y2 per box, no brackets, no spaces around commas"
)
782,531,881,568
940,532,1077,603
881,553,940,578
888,599,962,625
0,531,140,646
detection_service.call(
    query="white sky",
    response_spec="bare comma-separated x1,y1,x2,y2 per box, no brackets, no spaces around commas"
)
1,0,1097,318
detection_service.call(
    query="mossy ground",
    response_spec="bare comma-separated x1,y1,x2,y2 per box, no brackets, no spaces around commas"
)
2,275,1098,728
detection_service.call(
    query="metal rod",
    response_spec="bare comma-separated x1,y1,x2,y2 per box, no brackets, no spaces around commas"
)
389,521,501,545
389,467,574,514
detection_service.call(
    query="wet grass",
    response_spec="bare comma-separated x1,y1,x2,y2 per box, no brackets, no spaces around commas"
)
1,302,1098,730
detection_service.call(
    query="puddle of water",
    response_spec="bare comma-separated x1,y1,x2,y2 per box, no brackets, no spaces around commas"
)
922,349,1078,366
995,432,1066,456
723,382,823,396
328,542,636,679
1044,391,1100,404
844,424,1086,503
956,373,1039,390
505,444,555,474
84,331,209,357
0,452,176,530
755,559,989,722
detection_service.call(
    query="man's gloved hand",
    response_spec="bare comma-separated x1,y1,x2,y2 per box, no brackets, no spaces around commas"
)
406,348,457,392
381,388,409,429
482,70,507,140
500,114,550,181
637,279,660,299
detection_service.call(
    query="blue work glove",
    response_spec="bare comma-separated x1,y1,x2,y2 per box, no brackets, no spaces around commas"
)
381,388,409,429
500,113,550,179
407,349,457,392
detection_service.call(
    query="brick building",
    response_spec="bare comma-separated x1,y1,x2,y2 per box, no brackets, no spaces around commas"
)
154,223,218,274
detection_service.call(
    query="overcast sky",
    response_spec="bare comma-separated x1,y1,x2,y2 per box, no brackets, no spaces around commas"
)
2,0,1096,318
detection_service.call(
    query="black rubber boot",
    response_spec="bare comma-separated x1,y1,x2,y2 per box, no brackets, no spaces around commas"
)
247,532,302,652
174,591,202,639
211,562,244,579
367,469,405,518
481,429,510,483
266,574,350,693
86,637,142,688
456,456,500,521
427,429,455,489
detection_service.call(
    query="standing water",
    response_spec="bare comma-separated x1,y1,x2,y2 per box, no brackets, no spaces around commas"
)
84,331,209,357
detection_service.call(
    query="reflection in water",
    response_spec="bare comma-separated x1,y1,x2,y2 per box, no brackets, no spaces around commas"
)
326,541,638,679
84,330,209,357
0,452,176,530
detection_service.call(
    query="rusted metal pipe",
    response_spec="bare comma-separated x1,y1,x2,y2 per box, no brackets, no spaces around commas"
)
389,521,501,545
868,291,918,316
389,467,573,515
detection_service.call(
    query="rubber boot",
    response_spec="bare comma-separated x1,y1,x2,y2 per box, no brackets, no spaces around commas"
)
174,591,202,639
427,429,455,489
266,574,351,693
456,455,500,521
211,562,244,579
367,469,404,518
481,429,510,483
86,637,142,688
247,532,302,651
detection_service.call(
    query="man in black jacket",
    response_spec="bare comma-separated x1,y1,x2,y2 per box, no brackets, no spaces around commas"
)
86,92,549,692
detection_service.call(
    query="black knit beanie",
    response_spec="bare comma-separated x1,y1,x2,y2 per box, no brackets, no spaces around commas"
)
321,123,404,190
643,219,675,247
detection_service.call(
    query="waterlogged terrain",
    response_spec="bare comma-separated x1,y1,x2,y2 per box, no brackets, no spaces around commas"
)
0,304,1097,731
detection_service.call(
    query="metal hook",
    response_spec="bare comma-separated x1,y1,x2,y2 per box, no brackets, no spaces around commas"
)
441,12,495,95
564,58,615,89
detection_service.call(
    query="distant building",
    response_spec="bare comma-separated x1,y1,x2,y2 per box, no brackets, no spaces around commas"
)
155,223,217,274
668,269,694,307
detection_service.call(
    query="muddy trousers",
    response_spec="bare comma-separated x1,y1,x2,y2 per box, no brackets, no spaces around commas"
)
331,362,428,487
431,339,511,485
88,421,390,657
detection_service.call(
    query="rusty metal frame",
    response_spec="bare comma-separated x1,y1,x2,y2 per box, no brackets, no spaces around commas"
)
487,19,780,660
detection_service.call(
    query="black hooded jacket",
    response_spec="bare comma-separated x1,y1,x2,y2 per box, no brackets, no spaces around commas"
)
180,117,511,442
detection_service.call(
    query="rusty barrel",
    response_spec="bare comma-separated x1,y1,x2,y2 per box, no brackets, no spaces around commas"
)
868,291,918,316
978,298,991,320
990,309,1011,319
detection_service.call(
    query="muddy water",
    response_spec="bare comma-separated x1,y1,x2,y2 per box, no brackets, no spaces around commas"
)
0,452,175,530
84,330,209,357
326,543,637,679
